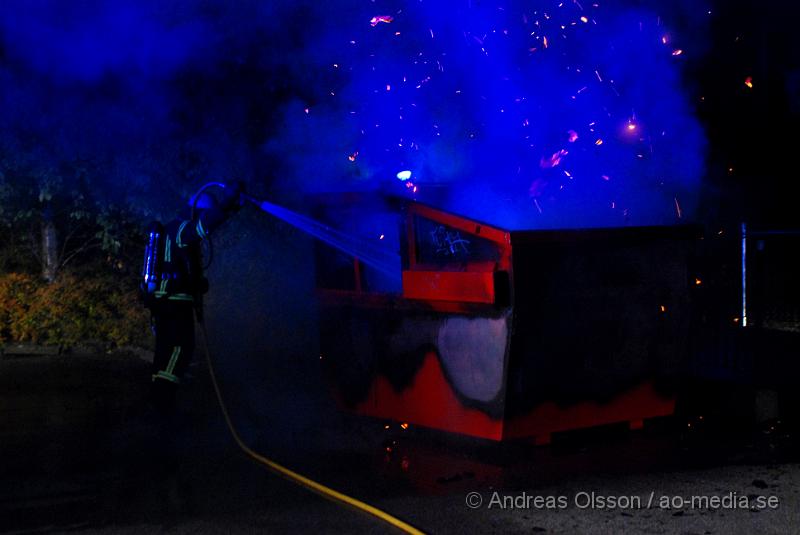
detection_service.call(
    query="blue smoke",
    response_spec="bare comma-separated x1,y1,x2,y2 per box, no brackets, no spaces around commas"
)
0,0,708,230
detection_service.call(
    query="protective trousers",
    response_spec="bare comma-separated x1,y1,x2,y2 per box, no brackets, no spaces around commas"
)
150,299,196,412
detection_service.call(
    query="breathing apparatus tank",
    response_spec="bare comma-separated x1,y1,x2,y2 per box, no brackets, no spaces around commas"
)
140,220,165,307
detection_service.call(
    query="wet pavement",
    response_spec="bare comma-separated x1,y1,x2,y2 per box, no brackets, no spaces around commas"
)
1,352,798,534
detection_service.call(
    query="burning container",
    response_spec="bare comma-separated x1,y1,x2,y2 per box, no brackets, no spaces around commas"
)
315,194,698,443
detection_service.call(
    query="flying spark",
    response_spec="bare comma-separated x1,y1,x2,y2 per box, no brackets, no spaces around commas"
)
370,15,394,27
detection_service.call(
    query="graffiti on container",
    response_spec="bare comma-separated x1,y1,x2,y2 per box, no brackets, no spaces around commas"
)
430,225,470,257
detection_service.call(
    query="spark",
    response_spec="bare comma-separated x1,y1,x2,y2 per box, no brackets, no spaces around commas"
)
348,151,359,162
674,197,682,219
744,76,753,89
580,16,588,23
370,15,394,27
595,139,603,145
567,129,578,142
671,49,683,56
540,148,568,168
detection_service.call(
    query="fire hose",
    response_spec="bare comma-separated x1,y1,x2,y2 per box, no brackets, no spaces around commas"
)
192,182,424,535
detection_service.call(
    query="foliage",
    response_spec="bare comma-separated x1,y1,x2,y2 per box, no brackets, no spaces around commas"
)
0,272,152,350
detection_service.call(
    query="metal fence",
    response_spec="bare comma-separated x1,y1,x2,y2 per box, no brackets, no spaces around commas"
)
743,225,800,332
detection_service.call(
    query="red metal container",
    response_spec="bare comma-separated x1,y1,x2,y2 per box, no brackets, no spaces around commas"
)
316,194,698,443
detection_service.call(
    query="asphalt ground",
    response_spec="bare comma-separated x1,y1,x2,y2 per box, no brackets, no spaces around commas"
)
1,351,798,534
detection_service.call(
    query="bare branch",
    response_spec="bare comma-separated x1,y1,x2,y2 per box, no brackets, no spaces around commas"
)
59,240,102,270
59,220,87,261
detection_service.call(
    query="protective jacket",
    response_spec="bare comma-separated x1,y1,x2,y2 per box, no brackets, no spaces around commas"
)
152,206,229,303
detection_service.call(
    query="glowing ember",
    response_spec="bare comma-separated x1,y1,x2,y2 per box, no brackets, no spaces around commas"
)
744,76,753,89
370,15,394,27
400,422,409,430
348,151,359,162
540,148,568,168
671,49,683,56
567,129,579,142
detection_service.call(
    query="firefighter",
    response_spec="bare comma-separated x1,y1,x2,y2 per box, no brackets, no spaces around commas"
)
146,184,244,412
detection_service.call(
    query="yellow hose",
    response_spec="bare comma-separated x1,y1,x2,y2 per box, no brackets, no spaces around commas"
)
199,323,425,535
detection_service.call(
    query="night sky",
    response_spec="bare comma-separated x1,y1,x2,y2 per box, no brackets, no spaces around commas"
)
689,1,800,228
0,0,798,230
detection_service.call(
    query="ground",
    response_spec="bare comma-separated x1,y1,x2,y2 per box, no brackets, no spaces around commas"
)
1,351,797,534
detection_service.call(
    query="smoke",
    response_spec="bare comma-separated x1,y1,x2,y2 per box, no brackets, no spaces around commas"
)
1,0,709,229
